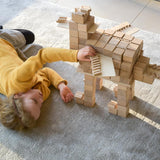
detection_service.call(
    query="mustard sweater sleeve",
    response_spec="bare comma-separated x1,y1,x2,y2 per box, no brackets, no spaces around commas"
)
13,48,78,81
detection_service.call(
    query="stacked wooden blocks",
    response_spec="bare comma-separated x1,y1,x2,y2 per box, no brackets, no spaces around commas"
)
72,6,158,118
69,6,95,50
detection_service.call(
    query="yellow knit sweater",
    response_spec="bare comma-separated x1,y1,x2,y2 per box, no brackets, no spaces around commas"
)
0,38,78,101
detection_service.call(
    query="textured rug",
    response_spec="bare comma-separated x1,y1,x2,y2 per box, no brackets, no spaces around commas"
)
0,0,160,160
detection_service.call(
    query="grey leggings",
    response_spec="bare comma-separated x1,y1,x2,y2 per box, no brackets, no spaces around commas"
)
0,29,43,61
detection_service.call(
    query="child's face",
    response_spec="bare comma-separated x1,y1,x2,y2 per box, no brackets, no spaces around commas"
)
14,89,43,120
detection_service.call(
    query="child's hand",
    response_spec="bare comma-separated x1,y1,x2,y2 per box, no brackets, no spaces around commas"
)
58,82,74,103
77,46,96,61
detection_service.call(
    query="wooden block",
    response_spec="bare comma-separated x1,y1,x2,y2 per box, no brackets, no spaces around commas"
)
123,34,134,41
70,30,78,37
78,31,91,39
86,39,98,46
96,78,103,90
108,100,118,115
104,29,115,35
113,59,121,69
134,61,147,74
108,37,120,46
78,38,86,44
56,17,67,23
80,6,91,15
70,36,78,44
113,31,125,38
117,40,129,49
69,20,78,30
78,16,94,32
117,94,130,106
129,81,135,100
85,74,96,81
120,70,132,79
127,43,139,51
70,43,78,50
132,38,143,45
133,71,143,81
96,28,105,34
143,73,154,84
112,47,124,61
83,100,95,107
121,61,133,72
138,55,150,64
113,86,118,97
95,34,111,48
103,43,116,57
123,49,136,63
117,105,129,117
75,91,84,104
72,12,87,24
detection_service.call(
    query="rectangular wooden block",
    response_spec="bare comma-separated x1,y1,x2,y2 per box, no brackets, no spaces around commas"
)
78,31,91,39
78,37,87,44
120,61,133,72
103,43,116,57
104,29,115,35
113,59,121,69
72,12,87,24
143,73,154,84
108,100,118,115
138,55,150,64
113,31,125,38
70,36,79,44
112,47,124,61
83,100,95,107
117,105,129,117
127,43,139,51
123,49,136,63
70,43,78,50
117,40,129,49
70,29,78,37
108,37,120,46
69,20,78,30
75,91,84,104
96,78,103,90
78,16,94,32
134,61,147,74
123,34,134,41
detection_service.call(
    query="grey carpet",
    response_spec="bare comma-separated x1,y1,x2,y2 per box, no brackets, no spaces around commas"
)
0,0,160,160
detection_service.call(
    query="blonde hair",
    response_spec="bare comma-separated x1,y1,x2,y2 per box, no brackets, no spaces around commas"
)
0,96,36,130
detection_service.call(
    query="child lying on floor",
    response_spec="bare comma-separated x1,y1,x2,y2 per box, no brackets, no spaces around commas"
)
0,28,96,130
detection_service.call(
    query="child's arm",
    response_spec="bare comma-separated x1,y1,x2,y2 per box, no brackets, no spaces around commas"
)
12,46,96,82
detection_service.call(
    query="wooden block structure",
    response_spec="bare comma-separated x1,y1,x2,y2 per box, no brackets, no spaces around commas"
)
71,6,159,118
69,6,94,50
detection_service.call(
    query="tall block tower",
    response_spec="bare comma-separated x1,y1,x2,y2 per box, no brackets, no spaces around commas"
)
69,6,95,50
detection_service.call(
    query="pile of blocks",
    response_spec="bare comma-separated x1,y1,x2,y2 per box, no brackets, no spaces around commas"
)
72,6,157,117
69,6,95,50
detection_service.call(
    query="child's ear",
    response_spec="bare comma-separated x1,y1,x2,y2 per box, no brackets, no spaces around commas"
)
14,93,23,99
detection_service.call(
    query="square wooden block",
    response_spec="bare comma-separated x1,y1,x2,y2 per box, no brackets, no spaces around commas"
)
113,31,125,38
127,43,139,51
112,47,124,61
123,34,134,41
123,49,136,63
69,20,78,30
117,40,129,49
